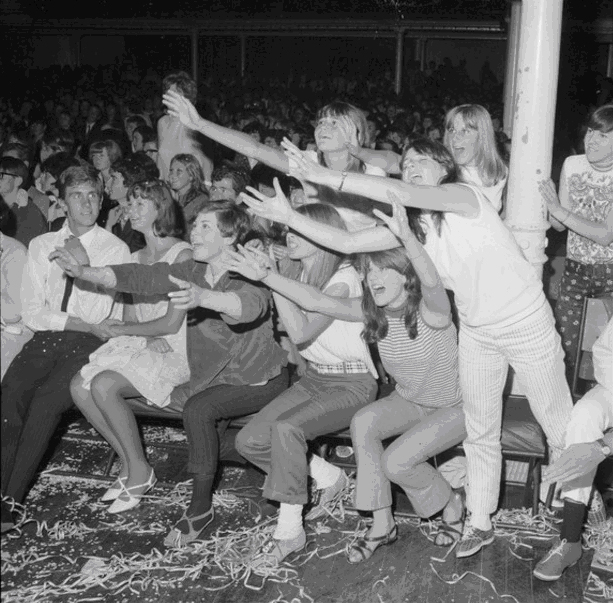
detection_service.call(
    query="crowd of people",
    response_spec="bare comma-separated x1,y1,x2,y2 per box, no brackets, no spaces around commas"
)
0,61,611,584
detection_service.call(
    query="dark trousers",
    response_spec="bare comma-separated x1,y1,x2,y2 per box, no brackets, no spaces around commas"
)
555,259,613,381
182,368,290,478
1,331,102,503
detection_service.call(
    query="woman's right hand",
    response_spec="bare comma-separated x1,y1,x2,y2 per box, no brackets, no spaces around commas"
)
373,193,414,244
223,245,275,281
239,178,294,225
281,138,330,184
162,90,201,130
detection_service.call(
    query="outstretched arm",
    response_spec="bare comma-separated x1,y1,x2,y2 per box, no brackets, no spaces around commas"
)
239,179,400,255
346,142,402,174
374,195,451,326
224,246,363,322
282,138,479,216
163,90,289,173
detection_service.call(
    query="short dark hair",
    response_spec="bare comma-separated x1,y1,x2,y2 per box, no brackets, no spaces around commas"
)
162,71,197,104
89,139,122,164
57,165,103,200
199,201,252,247
129,180,184,238
125,115,147,129
587,104,613,134
1,142,31,165
132,125,156,145
250,163,294,197
42,129,75,154
40,152,81,180
130,152,160,180
112,156,153,188
0,157,29,189
211,164,250,196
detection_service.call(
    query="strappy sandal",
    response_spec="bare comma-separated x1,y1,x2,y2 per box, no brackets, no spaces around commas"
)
433,490,465,547
164,507,215,548
346,524,398,564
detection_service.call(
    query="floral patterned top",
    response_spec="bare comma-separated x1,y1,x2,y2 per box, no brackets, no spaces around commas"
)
562,154,613,265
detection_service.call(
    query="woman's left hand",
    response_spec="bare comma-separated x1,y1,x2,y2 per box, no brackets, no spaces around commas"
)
167,275,207,310
223,245,275,281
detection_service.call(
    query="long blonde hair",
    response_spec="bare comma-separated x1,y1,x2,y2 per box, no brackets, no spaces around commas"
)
444,104,507,187
282,203,348,291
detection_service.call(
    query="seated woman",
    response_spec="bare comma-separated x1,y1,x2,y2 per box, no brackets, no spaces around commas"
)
233,203,378,569
227,192,465,563
68,180,192,514
52,201,288,533
1,197,33,380
89,139,123,192
167,153,210,233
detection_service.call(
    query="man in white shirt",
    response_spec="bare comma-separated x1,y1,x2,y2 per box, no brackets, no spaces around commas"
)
1,165,130,531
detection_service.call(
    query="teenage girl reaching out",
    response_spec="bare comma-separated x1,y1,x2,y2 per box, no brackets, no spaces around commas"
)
162,90,387,219
241,138,573,559
230,203,378,570
225,197,466,562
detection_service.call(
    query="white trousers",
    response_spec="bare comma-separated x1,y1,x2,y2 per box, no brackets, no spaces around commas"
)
460,299,573,519
562,387,613,505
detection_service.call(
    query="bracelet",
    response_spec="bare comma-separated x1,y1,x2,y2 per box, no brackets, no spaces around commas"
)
338,171,348,192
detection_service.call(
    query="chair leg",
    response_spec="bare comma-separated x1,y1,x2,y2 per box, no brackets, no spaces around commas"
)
532,461,542,516
103,449,117,476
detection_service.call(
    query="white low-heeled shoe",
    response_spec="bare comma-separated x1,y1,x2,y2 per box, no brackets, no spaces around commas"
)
100,477,127,503
107,469,157,514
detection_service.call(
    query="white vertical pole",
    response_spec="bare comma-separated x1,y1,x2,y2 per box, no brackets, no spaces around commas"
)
191,29,198,85
505,0,564,275
395,30,404,95
607,43,613,79
503,0,522,138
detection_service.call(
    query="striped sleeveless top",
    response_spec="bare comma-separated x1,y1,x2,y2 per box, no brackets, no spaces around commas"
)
378,310,462,408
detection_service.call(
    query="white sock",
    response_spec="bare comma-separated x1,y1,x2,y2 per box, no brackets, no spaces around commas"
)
469,514,492,532
309,455,342,490
273,503,304,540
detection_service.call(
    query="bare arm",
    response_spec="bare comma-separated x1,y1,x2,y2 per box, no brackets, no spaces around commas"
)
347,143,402,174
374,197,451,327
540,178,613,246
282,138,479,216
163,90,289,173
239,179,400,255
111,303,186,337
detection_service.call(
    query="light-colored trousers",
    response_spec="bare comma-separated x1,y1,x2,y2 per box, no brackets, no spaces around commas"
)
460,298,573,519
351,390,466,518
562,386,613,505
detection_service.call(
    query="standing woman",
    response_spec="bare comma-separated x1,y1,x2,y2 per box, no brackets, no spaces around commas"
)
167,153,210,232
162,90,386,218
244,138,573,559
538,104,613,382
233,203,378,568
68,181,192,513
226,195,466,562
443,104,508,213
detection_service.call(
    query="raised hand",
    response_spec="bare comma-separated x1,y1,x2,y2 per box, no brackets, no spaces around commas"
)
63,236,91,266
223,245,274,281
538,179,563,216
373,193,413,243
48,247,84,278
239,178,294,225
162,89,201,131
146,337,173,354
281,137,329,183
167,275,207,310
337,115,360,148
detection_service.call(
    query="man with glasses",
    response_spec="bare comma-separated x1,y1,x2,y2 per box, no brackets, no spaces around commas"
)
0,165,131,533
0,157,46,247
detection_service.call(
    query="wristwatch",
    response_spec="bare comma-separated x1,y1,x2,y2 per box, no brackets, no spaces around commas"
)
596,438,612,457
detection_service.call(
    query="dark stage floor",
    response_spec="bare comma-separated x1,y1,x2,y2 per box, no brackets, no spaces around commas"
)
1,419,611,603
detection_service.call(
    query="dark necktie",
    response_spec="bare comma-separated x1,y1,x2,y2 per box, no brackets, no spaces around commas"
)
60,275,74,312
